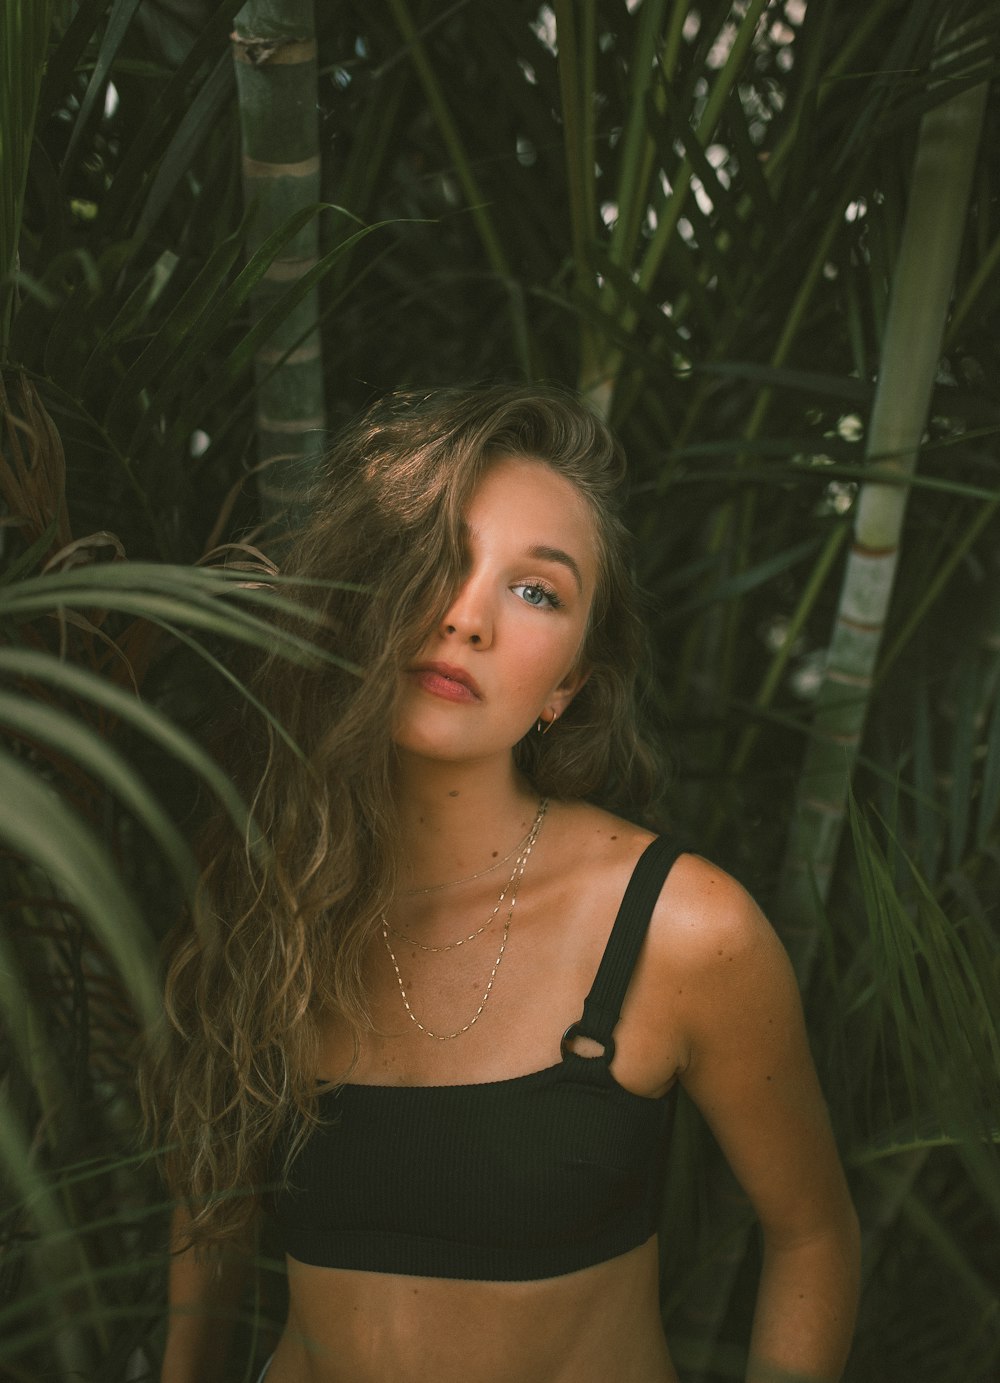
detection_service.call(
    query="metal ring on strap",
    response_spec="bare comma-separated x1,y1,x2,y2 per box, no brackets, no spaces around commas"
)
560,1022,615,1063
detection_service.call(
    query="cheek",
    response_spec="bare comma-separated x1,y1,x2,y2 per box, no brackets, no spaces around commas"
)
513,632,583,699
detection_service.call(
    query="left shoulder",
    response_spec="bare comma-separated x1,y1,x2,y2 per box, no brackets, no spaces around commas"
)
642,848,804,1066
643,850,858,1260
651,849,780,971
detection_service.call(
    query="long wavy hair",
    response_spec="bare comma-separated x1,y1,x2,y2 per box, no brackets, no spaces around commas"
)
143,383,666,1246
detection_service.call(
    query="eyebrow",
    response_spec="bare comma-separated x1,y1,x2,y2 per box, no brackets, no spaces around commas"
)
527,544,584,593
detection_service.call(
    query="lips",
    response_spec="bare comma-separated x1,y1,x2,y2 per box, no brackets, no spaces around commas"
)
409,661,482,703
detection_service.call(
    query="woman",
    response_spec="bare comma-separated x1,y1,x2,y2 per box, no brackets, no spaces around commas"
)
148,385,859,1383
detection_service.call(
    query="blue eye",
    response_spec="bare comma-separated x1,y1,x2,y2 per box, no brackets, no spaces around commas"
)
512,582,561,610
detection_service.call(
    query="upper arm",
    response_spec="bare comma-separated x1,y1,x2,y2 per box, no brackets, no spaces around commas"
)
665,859,853,1244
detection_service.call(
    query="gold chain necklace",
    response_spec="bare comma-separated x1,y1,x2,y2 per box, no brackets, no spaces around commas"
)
381,799,548,1040
388,798,548,952
400,819,537,896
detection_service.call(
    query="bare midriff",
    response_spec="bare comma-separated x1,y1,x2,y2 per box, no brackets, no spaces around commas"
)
264,1235,678,1383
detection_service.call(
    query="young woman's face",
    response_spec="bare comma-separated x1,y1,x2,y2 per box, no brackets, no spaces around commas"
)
393,455,599,766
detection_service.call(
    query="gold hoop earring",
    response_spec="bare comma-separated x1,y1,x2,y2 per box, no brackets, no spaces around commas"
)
537,713,558,735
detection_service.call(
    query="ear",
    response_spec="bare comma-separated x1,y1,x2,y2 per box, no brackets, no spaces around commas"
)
549,664,591,718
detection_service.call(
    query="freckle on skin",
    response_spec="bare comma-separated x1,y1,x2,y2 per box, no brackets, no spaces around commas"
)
448,790,459,797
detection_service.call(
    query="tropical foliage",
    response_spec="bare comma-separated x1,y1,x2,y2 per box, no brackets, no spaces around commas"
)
1,1,998,1379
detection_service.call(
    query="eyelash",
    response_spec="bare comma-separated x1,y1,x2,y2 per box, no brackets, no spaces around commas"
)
511,581,563,610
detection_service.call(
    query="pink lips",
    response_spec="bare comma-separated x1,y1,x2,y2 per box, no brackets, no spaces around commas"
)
410,662,482,703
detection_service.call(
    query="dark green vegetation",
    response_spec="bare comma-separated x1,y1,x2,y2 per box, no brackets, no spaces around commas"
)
1,1,999,1378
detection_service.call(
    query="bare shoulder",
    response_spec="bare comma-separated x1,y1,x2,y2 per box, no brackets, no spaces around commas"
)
640,850,803,1068
542,800,763,944
652,850,776,967
546,801,775,967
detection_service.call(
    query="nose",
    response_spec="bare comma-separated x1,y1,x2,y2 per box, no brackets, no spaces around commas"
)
439,574,493,647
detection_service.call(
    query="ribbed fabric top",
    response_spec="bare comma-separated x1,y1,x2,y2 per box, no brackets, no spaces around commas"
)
271,836,684,1281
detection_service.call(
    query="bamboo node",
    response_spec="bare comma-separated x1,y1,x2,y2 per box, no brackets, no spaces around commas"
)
231,35,318,67
242,155,321,180
851,539,899,558
257,414,326,435
802,797,846,818
264,257,319,283
256,342,322,366
824,666,874,688
836,613,884,635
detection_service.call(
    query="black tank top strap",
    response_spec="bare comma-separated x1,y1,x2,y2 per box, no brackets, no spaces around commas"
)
561,836,685,1063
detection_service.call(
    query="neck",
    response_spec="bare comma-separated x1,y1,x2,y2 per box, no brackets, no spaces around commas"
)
392,751,541,893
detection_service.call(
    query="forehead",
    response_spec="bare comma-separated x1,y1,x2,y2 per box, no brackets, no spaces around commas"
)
464,455,600,589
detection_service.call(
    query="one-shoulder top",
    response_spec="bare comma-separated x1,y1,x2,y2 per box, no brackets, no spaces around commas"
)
270,836,684,1281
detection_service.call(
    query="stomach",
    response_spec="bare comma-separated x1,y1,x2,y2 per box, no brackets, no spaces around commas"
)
264,1236,678,1383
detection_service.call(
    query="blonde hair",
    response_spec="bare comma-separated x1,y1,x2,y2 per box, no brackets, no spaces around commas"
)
143,384,665,1245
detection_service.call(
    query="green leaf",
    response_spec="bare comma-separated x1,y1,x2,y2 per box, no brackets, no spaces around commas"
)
0,689,197,888
0,748,159,1026
62,0,145,174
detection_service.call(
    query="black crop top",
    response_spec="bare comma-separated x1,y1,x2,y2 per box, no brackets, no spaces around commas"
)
271,836,684,1281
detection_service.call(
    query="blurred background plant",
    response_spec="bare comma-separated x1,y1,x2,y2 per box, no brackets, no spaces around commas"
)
1,1,998,1379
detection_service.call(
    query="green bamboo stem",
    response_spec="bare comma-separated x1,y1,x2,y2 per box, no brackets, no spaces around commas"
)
680,23,990,1375
232,0,326,526
776,35,990,975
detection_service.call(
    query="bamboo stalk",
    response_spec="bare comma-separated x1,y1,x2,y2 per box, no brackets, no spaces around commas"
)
776,26,990,975
231,0,327,529
680,20,991,1377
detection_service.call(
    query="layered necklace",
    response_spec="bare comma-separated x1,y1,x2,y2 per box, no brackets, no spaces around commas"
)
399,822,535,897
382,798,549,1041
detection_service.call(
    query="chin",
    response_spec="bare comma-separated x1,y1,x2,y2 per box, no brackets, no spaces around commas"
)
392,725,516,767
392,723,469,760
